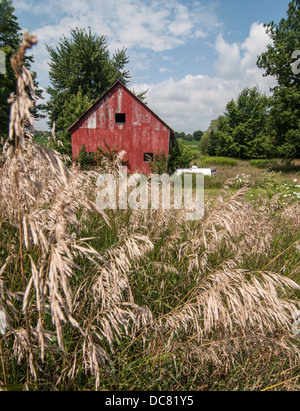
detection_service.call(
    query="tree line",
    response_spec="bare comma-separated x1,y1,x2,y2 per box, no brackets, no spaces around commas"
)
174,130,204,142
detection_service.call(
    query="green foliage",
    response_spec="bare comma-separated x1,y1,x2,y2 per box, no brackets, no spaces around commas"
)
174,131,197,142
75,144,95,170
149,151,168,174
249,159,273,169
257,0,300,159
257,0,299,88
261,171,300,202
0,0,20,115
201,2,300,161
202,88,270,159
46,27,130,128
67,140,130,170
199,121,218,156
54,88,93,155
267,84,300,159
168,138,194,173
193,130,204,141
131,87,149,104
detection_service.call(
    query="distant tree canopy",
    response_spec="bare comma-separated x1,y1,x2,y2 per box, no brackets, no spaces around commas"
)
174,130,203,142
193,130,204,141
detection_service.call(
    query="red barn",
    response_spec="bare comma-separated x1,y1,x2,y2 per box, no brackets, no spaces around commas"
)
68,80,174,173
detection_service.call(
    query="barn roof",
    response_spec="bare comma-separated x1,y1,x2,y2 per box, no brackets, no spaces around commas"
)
67,80,174,133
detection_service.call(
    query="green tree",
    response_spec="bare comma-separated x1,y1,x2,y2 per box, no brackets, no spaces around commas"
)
75,144,96,170
174,131,186,140
46,27,130,129
0,0,43,141
201,88,271,159
226,87,270,158
257,0,300,159
185,133,193,141
267,85,300,158
54,88,93,155
200,120,221,156
257,0,299,88
193,130,203,141
168,139,194,173
149,151,168,174
131,87,149,103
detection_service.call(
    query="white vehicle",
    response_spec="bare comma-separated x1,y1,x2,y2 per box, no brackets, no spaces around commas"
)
175,165,217,177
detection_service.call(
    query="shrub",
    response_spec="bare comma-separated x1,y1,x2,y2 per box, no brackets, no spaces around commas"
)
95,140,128,170
250,159,272,169
75,144,96,170
201,156,238,167
149,151,168,174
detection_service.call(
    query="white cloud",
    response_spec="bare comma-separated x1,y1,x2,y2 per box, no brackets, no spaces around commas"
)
18,0,219,52
214,34,241,78
133,75,240,132
16,0,220,95
168,3,194,37
240,22,273,73
132,23,278,133
214,23,276,90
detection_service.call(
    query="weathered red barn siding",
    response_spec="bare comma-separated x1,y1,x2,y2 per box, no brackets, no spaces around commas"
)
69,81,174,174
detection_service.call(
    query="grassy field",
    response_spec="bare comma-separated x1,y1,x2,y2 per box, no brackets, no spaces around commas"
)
0,143,299,391
181,140,201,149
183,139,300,200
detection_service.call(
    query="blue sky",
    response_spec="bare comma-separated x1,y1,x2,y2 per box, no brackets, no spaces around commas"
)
13,0,291,133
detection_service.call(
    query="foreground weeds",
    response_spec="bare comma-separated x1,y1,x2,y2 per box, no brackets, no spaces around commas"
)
0,33,299,391
1,155,299,390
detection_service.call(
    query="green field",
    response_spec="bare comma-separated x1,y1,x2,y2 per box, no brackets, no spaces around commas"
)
182,140,202,151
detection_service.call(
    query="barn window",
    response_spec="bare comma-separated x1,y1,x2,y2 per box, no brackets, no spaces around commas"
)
144,153,154,162
115,113,126,123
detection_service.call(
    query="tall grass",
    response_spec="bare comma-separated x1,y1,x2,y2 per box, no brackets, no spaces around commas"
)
0,34,299,391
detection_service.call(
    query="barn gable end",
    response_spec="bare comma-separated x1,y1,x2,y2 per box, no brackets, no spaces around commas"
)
68,81,174,173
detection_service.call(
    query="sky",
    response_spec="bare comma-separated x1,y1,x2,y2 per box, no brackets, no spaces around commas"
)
12,0,292,133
